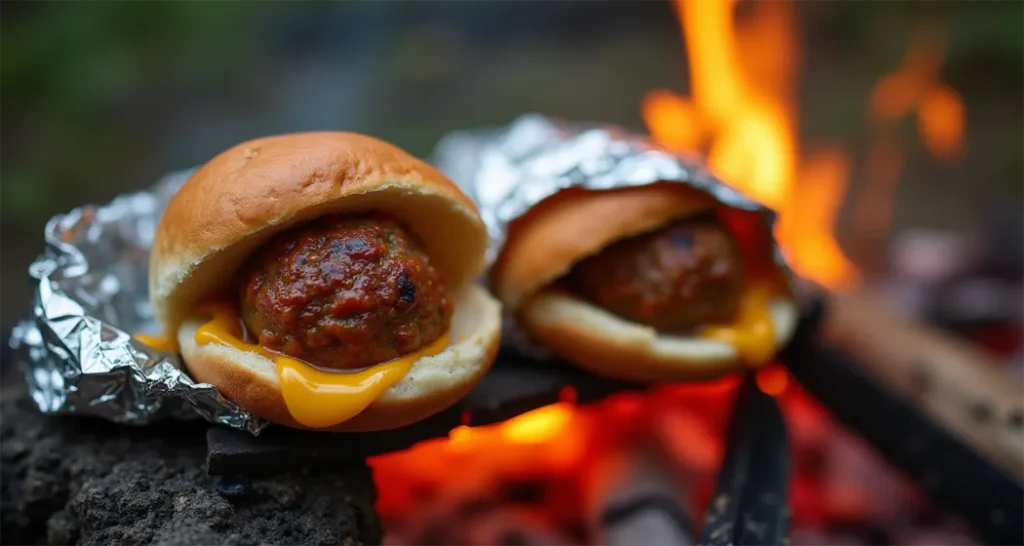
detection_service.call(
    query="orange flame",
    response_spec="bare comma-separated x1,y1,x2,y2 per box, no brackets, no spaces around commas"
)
501,403,575,444
642,0,858,289
868,28,965,162
756,363,789,397
781,148,859,287
850,27,965,277
371,5,972,532
918,85,965,161
870,34,945,120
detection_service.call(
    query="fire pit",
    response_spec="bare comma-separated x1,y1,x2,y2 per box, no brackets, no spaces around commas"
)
0,385,382,545
202,337,785,546
4,296,1020,545
2,2,1020,545
196,298,1021,546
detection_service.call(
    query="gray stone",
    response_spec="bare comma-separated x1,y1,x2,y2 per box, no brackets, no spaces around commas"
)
0,387,381,545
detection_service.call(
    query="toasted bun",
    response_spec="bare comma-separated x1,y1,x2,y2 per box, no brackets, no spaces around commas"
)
493,183,797,383
152,132,499,430
150,131,488,334
521,287,798,383
179,283,501,432
492,183,718,308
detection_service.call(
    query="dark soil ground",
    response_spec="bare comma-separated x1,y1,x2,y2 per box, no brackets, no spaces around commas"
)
0,385,382,545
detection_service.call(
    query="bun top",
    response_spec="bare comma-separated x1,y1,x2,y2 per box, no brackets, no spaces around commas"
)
150,132,488,333
491,183,719,308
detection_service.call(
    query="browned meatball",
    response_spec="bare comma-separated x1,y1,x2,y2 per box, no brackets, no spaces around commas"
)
236,214,452,370
568,215,745,332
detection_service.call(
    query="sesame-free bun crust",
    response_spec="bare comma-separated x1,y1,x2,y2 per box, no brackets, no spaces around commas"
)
178,283,501,432
152,131,499,430
150,131,488,334
492,182,797,383
492,183,718,308
520,287,799,383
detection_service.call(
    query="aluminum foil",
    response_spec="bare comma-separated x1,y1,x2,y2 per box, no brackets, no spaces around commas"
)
433,113,792,279
433,114,795,362
9,170,268,434
9,114,790,434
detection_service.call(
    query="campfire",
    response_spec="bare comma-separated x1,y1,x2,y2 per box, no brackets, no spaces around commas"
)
8,1,1011,540
371,380,740,545
643,0,858,291
366,2,1004,546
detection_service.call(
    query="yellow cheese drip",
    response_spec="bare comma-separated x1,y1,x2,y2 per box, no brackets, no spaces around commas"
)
193,302,449,428
700,284,777,367
133,333,179,353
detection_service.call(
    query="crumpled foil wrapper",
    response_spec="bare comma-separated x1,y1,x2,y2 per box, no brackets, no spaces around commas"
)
9,113,791,433
433,113,794,355
433,114,790,269
9,170,268,434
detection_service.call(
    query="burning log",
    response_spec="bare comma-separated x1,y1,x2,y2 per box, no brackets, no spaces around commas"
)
700,377,789,546
821,290,1024,479
0,385,381,545
783,297,1024,545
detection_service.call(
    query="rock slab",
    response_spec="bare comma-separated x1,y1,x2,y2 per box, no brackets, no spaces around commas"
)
0,387,382,545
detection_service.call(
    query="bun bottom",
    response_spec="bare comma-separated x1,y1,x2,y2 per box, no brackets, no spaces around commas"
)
519,287,798,383
178,283,501,432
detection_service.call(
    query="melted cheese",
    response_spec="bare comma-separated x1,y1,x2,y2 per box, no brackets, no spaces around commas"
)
134,333,179,353
699,284,776,367
192,301,448,428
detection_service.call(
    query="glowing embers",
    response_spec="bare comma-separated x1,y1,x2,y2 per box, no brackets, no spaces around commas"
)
370,378,743,544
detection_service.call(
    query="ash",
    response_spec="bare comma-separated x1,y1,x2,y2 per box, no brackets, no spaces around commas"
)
0,385,381,546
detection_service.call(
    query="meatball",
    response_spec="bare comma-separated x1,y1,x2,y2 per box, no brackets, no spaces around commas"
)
236,214,452,370
568,215,745,333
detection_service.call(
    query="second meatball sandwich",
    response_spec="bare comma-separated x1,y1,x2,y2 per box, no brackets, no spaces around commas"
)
492,182,798,383
148,132,501,431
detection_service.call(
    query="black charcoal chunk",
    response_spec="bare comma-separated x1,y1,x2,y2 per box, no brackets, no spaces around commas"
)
0,384,381,546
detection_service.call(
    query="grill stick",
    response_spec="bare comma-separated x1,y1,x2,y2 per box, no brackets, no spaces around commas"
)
700,376,789,546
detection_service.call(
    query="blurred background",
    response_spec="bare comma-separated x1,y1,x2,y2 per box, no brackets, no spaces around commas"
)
1,1,1021,340
2,0,1024,321
2,2,1022,545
